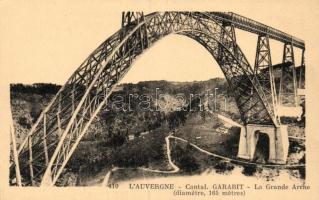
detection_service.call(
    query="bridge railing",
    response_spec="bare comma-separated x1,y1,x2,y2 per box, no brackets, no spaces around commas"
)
209,12,305,49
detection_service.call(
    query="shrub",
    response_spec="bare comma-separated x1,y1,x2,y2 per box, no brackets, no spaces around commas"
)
214,161,234,173
242,165,257,176
18,117,31,129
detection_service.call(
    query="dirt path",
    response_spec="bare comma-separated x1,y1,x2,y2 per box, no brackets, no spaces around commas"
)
101,131,305,186
101,132,179,186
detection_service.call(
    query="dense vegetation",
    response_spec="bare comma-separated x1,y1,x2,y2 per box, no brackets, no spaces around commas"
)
11,83,61,94
11,78,230,143
10,77,305,185
11,79,230,185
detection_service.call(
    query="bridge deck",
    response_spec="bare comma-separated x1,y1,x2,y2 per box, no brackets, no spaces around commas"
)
208,12,305,49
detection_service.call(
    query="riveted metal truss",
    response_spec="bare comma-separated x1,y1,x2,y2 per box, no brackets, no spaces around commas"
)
253,35,279,125
279,43,298,106
10,11,305,186
10,122,22,186
298,49,305,89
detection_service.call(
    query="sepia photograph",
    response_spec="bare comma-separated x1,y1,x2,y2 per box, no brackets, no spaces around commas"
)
0,1,318,200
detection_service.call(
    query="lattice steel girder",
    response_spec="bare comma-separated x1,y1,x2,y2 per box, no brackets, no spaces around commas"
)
298,49,305,89
279,43,298,106
254,35,279,125
121,12,149,53
212,22,272,125
11,12,295,186
122,12,144,27
208,12,305,49
183,30,271,126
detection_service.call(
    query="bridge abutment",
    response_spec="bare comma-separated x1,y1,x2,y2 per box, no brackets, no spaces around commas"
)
237,124,289,164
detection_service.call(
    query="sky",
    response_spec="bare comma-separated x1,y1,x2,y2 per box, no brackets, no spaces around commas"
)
0,0,317,85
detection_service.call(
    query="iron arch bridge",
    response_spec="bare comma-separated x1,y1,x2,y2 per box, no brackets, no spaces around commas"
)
10,12,305,186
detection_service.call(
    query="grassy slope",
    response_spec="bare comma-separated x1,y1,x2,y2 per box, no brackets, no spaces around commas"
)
10,78,305,185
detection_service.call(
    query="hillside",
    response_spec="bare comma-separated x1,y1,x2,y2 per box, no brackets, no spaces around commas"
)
10,78,233,144
10,78,305,186
11,78,238,185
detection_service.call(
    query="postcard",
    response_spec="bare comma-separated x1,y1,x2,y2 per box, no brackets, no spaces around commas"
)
0,1,318,200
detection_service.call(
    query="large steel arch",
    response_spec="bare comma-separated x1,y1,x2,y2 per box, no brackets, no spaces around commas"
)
11,12,283,186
